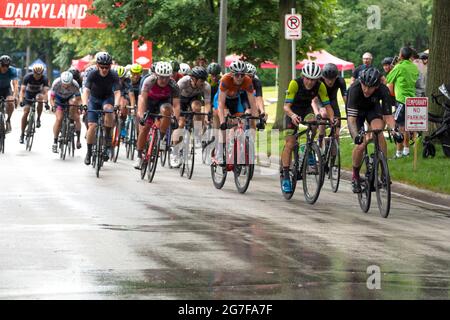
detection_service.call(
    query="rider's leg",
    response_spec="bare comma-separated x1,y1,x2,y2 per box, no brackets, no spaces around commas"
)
21,104,30,137
36,93,46,124
70,96,82,148
6,95,14,122
103,103,114,151
53,107,64,143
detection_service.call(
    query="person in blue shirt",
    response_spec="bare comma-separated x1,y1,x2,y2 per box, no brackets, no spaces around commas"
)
0,55,19,133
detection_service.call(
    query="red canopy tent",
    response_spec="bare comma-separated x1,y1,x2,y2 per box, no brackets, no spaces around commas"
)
71,54,93,71
260,50,354,71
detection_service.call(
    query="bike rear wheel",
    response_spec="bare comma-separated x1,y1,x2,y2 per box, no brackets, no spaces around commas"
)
358,154,372,213
184,130,196,179
95,127,104,178
112,120,121,163
302,142,324,204
375,152,391,218
147,130,160,183
26,112,35,151
234,136,253,193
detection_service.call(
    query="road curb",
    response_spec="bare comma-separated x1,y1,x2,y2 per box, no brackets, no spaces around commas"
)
256,153,450,209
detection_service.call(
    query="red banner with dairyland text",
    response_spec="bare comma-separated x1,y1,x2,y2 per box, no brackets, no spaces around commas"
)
0,0,106,28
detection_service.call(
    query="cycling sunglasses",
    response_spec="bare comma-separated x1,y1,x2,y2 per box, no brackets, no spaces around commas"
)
98,64,111,70
233,72,246,78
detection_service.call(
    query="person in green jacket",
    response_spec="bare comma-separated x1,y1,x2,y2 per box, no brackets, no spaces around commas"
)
386,47,419,158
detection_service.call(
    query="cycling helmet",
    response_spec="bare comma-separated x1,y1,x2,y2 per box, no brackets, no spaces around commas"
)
170,60,180,73
179,63,191,74
229,60,247,74
68,66,80,79
381,57,394,66
96,52,112,65
0,55,12,66
115,65,126,78
130,63,143,74
301,61,322,79
359,67,381,87
245,62,257,76
322,63,339,79
191,66,208,80
154,61,173,76
207,62,222,76
33,63,45,74
60,71,73,85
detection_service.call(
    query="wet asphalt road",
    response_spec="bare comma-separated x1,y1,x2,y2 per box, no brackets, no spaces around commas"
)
1,109,450,300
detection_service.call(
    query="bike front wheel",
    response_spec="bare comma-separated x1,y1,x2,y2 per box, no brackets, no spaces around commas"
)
147,130,160,183
375,152,391,218
0,114,5,153
358,154,372,213
329,139,341,193
302,142,324,204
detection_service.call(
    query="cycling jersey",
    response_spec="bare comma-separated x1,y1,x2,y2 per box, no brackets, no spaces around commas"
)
82,65,98,88
219,73,253,99
50,78,81,104
177,75,211,104
119,77,132,97
142,74,180,102
130,76,141,99
323,76,347,117
22,73,49,103
207,74,221,100
240,76,263,108
84,69,120,100
346,80,392,128
285,77,330,109
0,66,18,89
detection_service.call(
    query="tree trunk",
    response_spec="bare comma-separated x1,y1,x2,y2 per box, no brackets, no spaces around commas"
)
426,0,450,119
273,0,296,129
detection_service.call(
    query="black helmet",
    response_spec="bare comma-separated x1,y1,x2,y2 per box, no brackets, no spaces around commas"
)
68,66,81,79
207,62,222,75
170,60,180,73
322,63,338,79
359,67,381,87
191,66,208,80
0,55,12,66
381,57,394,66
150,62,156,73
96,52,112,65
419,52,429,60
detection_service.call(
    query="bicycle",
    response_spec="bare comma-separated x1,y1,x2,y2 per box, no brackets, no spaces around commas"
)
280,117,326,204
111,106,124,163
124,105,138,161
159,116,172,167
355,128,392,218
57,104,80,160
0,97,15,154
201,122,215,165
88,108,114,178
139,112,174,183
320,117,346,193
210,113,264,193
23,98,41,152
179,110,210,179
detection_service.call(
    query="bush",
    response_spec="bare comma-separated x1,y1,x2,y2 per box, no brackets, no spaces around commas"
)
257,68,277,87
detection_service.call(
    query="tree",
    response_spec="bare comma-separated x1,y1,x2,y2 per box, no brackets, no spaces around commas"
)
426,0,450,119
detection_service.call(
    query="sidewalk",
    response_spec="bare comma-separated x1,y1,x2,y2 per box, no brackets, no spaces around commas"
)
256,153,450,209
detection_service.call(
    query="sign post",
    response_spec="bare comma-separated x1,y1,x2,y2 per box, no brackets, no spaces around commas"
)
405,97,428,171
285,9,302,79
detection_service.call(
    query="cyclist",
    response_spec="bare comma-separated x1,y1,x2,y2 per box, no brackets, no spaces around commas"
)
129,63,143,103
240,62,266,119
49,71,82,153
68,66,83,87
215,60,258,165
346,67,396,193
134,61,181,169
18,63,49,144
0,55,19,133
321,63,347,140
170,60,183,82
206,62,222,129
82,52,121,165
173,66,211,147
280,61,331,193
114,65,136,137
179,63,191,76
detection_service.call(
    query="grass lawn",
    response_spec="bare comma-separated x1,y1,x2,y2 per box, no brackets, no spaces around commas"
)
260,83,450,194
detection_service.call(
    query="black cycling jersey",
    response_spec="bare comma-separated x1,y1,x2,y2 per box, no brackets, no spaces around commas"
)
323,76,347,113
22,73,49,95
85,70,120,100
352,64,372,80
346,80,392,117
119,77,132,97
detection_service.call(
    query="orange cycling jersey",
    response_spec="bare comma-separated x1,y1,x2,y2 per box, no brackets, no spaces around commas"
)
219,73,253,98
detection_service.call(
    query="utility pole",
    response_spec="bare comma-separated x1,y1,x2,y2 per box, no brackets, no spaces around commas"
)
218,0,228,68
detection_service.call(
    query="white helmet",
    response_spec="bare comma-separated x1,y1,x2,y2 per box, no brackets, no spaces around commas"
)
179,63,191,74
229,60,247,74
301,61,322,79
154,61,173,76
245,62,257,76
60,71,73,84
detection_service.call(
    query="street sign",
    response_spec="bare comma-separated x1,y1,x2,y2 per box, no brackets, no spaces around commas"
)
285,14,302,40
132,40,153,69
405,97,428,131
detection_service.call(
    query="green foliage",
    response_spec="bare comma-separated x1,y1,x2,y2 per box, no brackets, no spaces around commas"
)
257,68,277,87
326,0,432,69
